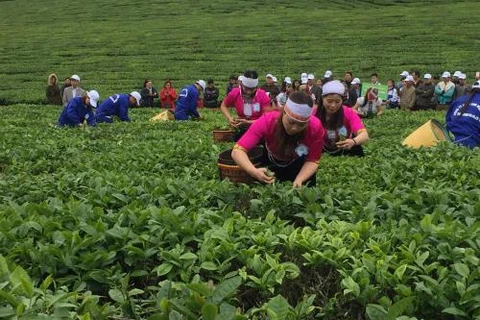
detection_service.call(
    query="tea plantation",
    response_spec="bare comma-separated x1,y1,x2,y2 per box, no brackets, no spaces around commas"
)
1,0,479,319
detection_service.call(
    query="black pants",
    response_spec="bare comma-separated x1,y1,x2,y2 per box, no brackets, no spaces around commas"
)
262,152,316,187
326,145,364,157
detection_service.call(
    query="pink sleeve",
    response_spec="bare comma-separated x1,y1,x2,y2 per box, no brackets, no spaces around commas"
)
344,107,365,133
236,115,267,151
224,90,236,107
260,91,271,108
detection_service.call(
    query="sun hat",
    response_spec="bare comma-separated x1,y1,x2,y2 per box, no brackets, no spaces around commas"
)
70,74,81,81
130,91,141,106
441,71,451,78
423,73,432,79
322,80,345,96
400,71,409,77
324,70,332,78
195,80,206,92
351,78,361,85
86,90,99,108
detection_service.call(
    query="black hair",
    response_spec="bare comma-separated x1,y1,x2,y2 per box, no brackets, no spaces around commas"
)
207,78,214,84
316,93,344,130
457,87,480,117
411,70,420,77
229,74,238,80
371,73,378,78
345,71,353,77
273,91,312,157
244,70,258,79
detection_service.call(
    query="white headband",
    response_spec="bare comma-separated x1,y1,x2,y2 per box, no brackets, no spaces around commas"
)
242,77,259,88
284,99,312,122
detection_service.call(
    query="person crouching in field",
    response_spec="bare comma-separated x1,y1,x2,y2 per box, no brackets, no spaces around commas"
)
220,70,271,139
95,92,141,123
353,87,383,118
232,91,324,188
174,80,206,120
57,90,99,127
316,80,369,157
445,81,480,148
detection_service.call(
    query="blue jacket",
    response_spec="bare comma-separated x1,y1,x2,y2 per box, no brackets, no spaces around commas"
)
95,94,131,123
58,97,96,127
174,84,200,120
446,92,480,148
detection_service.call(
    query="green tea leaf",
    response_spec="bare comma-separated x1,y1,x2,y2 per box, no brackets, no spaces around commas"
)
211,276,241,304
201,303,218,320
453,263,470,278
266,295,290,320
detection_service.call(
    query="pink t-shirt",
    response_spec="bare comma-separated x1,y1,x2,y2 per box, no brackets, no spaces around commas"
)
224,87,271,120
237,111,325,163
323,106,365,148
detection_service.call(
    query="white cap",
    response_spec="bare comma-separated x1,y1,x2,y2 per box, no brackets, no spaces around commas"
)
324,70,332,78
423,73,432,79
351,78,361,85
472,81,480,89
130,91,141,106
238,75,245,82
453,71,462,78
300,72,307,78
400,71,409,77
87,90,99,108
70,74,81,81
458,73,466,80
441,71,451,78
196,80,206,92
272,76,278,82
322,80,345,96
404,75,414,82
266,73,274,79
284,77,292,84
307,73,315,80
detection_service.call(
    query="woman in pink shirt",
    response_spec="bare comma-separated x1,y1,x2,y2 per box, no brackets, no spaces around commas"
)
232,91,325,187
220,70,271,139
315,80,369,156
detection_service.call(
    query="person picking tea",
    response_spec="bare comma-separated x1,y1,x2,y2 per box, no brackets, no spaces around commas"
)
315,80,369,156
231,91,324,187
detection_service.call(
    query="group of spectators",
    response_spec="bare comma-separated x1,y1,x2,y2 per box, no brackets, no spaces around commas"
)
47,68,478,152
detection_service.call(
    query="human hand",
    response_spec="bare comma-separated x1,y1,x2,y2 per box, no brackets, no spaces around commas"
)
293,179,303,188
254,167,275,184
336,138,356,150
228,117,240,127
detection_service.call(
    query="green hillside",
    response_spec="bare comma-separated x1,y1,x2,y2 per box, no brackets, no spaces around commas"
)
0,0,479,104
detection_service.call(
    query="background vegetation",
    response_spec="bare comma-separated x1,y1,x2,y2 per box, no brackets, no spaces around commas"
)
0,1,479,319
0,0,479,104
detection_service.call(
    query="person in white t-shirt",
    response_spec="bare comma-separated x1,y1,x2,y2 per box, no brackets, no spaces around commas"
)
353,87,383,118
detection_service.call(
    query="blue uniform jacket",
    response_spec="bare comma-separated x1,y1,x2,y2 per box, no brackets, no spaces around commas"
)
58,97,96,127
446,93,480,148
174,84,200,120
95,94,131,123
